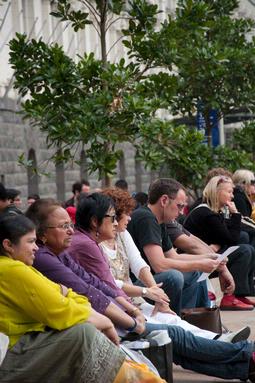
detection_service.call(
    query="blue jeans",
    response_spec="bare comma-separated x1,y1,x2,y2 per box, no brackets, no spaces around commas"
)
135,269,210,315
143,323,253,380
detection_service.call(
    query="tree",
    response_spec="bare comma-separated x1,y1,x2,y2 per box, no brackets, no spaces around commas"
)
9,0,255,191
9,1,165,185
125,0,255,146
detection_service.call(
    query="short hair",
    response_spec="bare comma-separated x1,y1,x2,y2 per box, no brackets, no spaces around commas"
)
0,183,7,201
27,194,40,201
0,215,35,255
148,178,182,204
134,192,148,207
205,168,233,185
115,179,128,191
26,198,61,238
76,193,114,231
6,188,21,201
203,175,233,212
102,188,135,218
81,179,90,187
72,182,82,194
232,169,255,187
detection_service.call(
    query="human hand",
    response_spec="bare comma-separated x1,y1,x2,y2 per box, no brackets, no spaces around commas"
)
152,302,176,317
226,201,238,214
102,325,120,346
198,258,219,273
209,244,221,252
219,267,235,295
144,284,170,304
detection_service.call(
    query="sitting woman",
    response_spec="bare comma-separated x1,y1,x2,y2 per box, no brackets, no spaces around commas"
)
184,175,255,311
0,214,164,383
28,197,230,341
26,198,146,334
233,169,255,247
68,192,255,382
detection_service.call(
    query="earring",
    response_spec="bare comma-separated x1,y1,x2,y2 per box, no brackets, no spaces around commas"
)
96,230,99,238
42,238,47,245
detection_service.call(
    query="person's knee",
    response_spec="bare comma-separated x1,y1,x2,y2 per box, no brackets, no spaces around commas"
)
66,322,97,348
163,269,184,291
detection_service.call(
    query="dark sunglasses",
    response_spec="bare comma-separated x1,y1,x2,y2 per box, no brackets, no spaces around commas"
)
104,214,117,223
217,176,232,186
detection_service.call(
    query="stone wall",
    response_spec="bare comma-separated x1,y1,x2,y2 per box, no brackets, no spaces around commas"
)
0,98,153,207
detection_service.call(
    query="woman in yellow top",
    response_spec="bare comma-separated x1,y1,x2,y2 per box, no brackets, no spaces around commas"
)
0,214,165,383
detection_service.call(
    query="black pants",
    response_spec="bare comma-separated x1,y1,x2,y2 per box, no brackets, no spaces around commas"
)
219,244,255,296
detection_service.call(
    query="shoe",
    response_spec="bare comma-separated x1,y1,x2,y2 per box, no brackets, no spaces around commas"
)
217,326,250,343
220,294,254,311
238,297,255,307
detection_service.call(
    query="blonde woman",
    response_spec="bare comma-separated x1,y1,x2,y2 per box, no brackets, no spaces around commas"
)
184,176,255,310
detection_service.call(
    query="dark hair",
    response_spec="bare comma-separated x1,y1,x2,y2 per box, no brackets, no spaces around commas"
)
115,179,128,191
0,215,35,254
81,179,90,187
76,193,114,231
148,178,182,204
72,182,82,194
27,194,40,201
26,198,60,238
0,183,7,201
134,192,148,207
6,188,21,201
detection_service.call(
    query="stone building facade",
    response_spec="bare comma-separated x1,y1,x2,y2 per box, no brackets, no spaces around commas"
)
0,0,254,204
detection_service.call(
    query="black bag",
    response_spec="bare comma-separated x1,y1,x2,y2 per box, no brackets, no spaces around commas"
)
121,331,173,383
181,306,222,334
141,341,173,383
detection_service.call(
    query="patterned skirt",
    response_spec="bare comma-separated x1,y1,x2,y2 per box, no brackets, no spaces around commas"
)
0,323,125,383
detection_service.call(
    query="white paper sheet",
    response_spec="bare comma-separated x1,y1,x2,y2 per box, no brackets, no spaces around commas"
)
197,246,239,282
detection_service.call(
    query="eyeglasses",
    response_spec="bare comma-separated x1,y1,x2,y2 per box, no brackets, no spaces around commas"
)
104,214,117,223
46,222,75,230
176,203,185,211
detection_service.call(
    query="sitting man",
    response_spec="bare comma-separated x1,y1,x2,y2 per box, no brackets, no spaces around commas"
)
166,188,235,300
127,178,220,315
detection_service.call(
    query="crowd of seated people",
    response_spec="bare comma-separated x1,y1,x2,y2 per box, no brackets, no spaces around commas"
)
1,172,255,382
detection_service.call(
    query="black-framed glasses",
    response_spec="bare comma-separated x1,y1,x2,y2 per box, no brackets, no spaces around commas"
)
104,214,117,223
46,222,75,230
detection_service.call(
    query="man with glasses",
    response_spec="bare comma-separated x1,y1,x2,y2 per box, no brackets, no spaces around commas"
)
127,178,220,315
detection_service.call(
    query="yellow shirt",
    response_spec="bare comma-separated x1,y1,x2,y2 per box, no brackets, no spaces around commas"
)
0,256,91,347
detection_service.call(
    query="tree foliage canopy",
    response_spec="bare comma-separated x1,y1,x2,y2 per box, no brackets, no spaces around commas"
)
8,0,255,189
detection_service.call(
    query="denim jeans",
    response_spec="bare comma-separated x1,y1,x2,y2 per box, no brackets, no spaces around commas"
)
143,323,253,380
135,269,210,315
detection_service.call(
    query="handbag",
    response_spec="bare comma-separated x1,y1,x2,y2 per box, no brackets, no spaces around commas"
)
121,330,173,383
181,306,222,334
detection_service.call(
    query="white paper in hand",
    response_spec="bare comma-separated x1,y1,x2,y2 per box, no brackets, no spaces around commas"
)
197,246,239,282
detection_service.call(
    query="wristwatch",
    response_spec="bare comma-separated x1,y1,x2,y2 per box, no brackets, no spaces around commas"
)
141,287,147,297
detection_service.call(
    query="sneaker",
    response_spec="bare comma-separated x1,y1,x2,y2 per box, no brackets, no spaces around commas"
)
238,297,255,307
220,294,254,311
217,326,250,343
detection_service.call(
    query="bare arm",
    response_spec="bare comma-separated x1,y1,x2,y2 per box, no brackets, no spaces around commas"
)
174,233,217,255
144,244,219,273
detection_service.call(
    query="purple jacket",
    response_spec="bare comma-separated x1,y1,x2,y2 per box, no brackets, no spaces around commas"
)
68,228,128,299
33,244,121,314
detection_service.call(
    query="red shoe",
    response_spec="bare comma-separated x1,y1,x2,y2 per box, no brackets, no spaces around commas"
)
237,296,255,307
208,291,216,301
220,294,254,311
